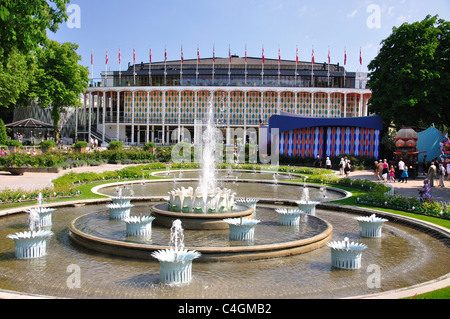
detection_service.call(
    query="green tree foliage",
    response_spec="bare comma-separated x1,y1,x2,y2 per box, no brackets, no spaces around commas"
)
0,119,8,145
368,15,450,130
0,0,68,63
31,40,89,141
0,48,35,110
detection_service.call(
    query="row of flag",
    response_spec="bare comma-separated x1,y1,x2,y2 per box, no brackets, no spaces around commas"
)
95,46,364,68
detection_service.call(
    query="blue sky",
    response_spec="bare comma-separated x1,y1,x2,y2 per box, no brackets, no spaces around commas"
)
48,0,450,80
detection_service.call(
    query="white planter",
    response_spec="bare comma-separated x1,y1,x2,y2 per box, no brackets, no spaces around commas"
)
7,230,53,259
327,238,367,270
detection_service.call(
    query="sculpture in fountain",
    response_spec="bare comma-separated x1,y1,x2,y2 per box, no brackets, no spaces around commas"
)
296,184,320,216
354,214,388,238
327,237,367,270
7,193,53,259
151,219,201,285
107,188,134,220
123,215,155,238
223,217,260,241
275,208,304,226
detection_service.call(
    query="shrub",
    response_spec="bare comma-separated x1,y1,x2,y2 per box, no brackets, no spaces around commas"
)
40,140,57,148
6,139,22,147
107,140,124,150
144,142,156,151
75,141,89,148
0,119,7,145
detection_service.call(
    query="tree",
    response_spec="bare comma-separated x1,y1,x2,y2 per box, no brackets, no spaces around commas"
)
0,119,8,145
0,0,68,64
31,40,89,141
0,47,36,121
368,15,450,130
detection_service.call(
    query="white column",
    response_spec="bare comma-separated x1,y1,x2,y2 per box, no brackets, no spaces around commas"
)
146,91,150,143
294,91,298,114
343,93,347,118
178,90,182,143
277,91,281,114
116,91,120,140
227,90,231,145
359,93,363,117
88,92,92,142
311,92,314,117
131,91,135,145
261,90,265,123
327,92,331,118
102,92,106,143
162,90,166,145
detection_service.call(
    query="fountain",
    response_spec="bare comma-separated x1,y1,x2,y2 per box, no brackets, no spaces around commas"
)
151,220,201,285
327,237,367,270
223,217,261,241
6,201,53,259
275,208,304,226
123,215,155,238
296,184,320,216
354,214,389,238
107,187,134,220
25,192,55,228
168,187,236,214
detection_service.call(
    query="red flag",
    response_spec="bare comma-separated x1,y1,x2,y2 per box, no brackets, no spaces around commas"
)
197,46,200,63
312,47,315,63
181,46,183,63
164,47,167,62
91,49,93,65
213,45,215,62
106,48,108,65
328,47,331,64
229,45,231,63
245,45,247,63
296,46,299,64
119,48,121,65
344,47,347,65
359,47,362,65
278,47,281,63
262,45,265,64
149,48,152,64
133,48,135,64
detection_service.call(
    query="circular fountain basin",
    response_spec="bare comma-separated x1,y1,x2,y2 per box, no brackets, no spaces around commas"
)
151,203,255,230
69,203,333,262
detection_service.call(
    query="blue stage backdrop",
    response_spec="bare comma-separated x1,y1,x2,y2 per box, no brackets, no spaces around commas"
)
268,112,383,159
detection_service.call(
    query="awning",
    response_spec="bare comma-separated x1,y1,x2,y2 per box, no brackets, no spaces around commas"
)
5,118,53,129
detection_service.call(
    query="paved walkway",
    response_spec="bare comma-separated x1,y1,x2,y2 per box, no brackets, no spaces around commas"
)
346,169,450,203
1,165,449,203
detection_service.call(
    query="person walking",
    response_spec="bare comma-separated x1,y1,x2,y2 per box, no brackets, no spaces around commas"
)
398,158,405,182
339,158,346,175
446,162,450,181
427,161,437,187
381,159,389,183
401,166,409,183
325,157,332,169
344,160,351,177
389,165,396,182
373,161,380,180
438,163,445,187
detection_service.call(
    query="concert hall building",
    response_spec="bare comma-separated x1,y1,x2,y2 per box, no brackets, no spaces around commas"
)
79,55,373,157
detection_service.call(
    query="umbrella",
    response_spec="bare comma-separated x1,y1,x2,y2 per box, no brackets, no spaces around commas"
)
5,118,53,129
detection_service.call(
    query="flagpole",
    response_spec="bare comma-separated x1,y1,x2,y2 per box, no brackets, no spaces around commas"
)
133,48,136,86
327,46,330,87
343,46,346,88
261,45,264,86
278,45,281,86
295,45,298,87
212,44,215,85
164,45,167,86
91,49,94,86
196,45,199,86
119,47,122,86
180,45,183,86
244,44,248,86
105,48,108,86
228,45,231,86
149,47,152,86
311,46,314,87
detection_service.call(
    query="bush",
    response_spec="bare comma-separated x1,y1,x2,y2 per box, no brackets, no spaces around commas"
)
144,142,156,151
107,141,124,150
75,141,89,148
0,119,7,145
6,139,22,147
40,140,57,148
